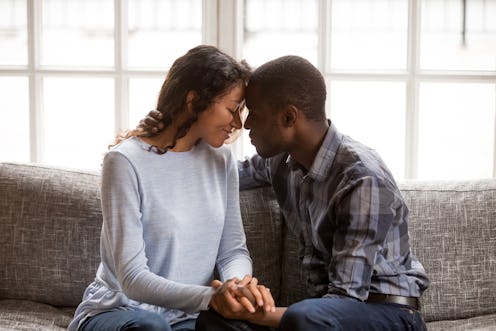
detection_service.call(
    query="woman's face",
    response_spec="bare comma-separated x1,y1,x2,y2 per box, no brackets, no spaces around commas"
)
194,82,245,148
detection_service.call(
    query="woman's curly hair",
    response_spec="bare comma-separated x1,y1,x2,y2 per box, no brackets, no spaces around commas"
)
113,45,251,153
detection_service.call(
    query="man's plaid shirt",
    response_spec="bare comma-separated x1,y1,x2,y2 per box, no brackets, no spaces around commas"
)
239,122,429,300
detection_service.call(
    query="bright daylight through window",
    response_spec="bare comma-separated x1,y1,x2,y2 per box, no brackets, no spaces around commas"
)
0,0,495,180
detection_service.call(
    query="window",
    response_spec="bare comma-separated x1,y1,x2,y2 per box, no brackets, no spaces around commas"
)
241,0,496,180
0,0,203,169
1,0,495,180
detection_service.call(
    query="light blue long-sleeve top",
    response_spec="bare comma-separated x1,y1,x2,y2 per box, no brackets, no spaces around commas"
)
68,136,252,331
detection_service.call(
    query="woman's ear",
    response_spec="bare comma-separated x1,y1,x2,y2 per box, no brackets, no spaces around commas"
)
282,105,298,128
186,90,198,113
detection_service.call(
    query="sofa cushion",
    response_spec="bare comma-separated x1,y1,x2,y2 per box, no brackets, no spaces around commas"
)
426,313,496,331
240,187,283,301
0,299,73,330
0,163,102,307
400,179,496,323
279,225,307,307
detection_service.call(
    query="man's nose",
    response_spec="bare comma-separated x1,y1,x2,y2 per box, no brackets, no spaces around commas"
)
243,114,251,130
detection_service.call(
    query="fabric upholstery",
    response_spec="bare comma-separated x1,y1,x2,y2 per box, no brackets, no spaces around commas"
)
1,162,496,331
0,163,102,307
425,313,496,331
0,300,73,331
239,187,283,301
400,180,496,323
278,225,306,307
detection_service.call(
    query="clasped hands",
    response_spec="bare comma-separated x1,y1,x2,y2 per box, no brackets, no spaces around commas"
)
209,275,276,320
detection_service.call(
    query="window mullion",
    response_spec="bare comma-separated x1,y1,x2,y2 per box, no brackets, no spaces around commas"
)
494,84,496,177
317,0,328,73
203,0,218,46
405,0,421,179
320,0,332,119
28,0,43,163
115,0,128,135
218,0,244,159
217,0,243,57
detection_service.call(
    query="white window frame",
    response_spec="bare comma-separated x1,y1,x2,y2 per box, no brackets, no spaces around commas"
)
219,0,496,179
2,0,495,178
2,0,219,165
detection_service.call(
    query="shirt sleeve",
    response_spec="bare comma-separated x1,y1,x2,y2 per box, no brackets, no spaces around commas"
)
216,150,253,281
100,151,214,313
328,175,397,301
237,154,272,190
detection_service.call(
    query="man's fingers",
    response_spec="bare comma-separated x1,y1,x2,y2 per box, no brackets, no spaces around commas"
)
259,286,276,312
236,295,256,313
137,110,164,133
238,274,252,287
233,286,256,304
144,116,159,126
246,277,264,307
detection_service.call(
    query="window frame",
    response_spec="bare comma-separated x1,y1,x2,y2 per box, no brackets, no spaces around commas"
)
228,0,496,178
1,0,495,178
0,0,218,165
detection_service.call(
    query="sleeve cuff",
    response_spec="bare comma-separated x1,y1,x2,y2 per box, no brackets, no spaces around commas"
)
199,286,216,311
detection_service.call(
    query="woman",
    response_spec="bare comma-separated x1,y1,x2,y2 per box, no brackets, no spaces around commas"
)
68,45,271,331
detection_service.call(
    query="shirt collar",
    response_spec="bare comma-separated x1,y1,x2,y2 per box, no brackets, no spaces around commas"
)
286,120,343,181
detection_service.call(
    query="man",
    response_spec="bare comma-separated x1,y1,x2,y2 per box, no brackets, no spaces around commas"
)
141,55,429,330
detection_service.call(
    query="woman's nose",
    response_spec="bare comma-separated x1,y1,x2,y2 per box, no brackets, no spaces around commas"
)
231,110,243,129
243,114,251,130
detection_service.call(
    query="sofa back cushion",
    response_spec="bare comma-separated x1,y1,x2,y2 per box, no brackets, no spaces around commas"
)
401,179,496,322
0,163,102,307
239,187,284,301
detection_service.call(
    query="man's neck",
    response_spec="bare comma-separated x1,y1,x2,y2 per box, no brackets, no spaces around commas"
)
289,120,330,172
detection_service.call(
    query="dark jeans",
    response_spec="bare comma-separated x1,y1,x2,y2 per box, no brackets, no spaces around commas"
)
196,297,427,331
79,309,196,331
195,310,275,331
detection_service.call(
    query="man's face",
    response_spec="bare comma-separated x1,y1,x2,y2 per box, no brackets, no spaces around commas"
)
244,84,286,158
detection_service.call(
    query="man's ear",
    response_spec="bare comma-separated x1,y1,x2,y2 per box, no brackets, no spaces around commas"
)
281,105,298,128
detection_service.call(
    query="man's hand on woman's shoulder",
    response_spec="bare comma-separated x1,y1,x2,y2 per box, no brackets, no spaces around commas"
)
137,110,164,134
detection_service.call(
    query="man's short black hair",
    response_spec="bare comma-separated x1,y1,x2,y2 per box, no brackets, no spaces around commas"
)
248,55,327,121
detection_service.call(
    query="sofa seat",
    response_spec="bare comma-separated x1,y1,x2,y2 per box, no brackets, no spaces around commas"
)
1,162,496,330
0,300,73,331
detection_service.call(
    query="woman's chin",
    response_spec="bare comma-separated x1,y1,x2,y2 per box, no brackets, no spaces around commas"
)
206,139,225,148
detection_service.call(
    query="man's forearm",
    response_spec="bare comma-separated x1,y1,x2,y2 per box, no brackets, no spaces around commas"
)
237,157,272,190
245,307,287,328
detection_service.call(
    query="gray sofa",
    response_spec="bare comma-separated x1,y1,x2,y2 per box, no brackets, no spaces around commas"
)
0,161,495,331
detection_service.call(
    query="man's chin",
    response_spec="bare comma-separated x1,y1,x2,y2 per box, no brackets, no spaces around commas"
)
255,148,274,159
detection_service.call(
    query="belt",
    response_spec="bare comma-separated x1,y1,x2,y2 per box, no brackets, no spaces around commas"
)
366,293,419,310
